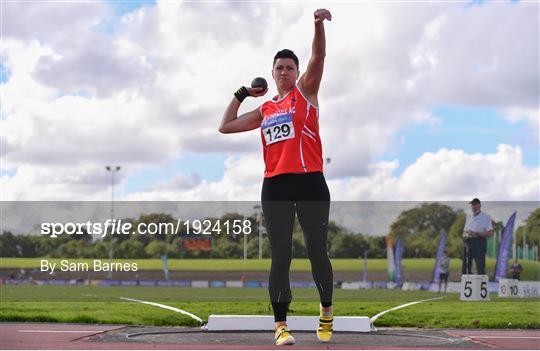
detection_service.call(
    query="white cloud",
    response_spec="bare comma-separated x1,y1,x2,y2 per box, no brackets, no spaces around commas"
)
1,1,537,201
123,153,264,201
502,107,539,148
118,144,537,202
329,144,539,201
1,164,112,201
2,2,109,42
5,143,535,201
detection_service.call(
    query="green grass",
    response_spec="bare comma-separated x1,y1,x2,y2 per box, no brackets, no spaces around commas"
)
3,257,371,270
1,285,538,329
3,257,539,280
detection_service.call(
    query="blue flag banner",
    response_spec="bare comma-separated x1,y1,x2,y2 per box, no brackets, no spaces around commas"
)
394,239,404,284
495,212,517,282
432,232,447,283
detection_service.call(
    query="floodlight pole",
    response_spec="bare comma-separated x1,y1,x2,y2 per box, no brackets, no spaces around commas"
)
105,165,121,278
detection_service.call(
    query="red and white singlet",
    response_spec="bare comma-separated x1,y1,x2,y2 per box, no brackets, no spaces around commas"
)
260,86,323,178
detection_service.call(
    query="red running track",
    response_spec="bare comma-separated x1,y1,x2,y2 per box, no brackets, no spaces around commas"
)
1,323,539,350
445,329,540,349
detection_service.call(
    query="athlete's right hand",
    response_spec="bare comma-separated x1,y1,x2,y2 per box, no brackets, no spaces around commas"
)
247,87,268,97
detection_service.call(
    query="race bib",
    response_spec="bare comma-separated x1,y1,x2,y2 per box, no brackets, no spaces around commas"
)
262,113,295,145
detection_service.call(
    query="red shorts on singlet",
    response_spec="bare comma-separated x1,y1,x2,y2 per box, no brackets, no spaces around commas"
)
260,85,323,178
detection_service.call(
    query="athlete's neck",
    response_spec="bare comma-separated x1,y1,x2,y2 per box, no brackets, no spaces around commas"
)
277,85,295,99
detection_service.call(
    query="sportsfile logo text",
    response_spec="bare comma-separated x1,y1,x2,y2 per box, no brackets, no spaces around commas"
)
41,219,253,238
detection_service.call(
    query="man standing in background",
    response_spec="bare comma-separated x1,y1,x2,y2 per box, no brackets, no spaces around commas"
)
462,198,494,275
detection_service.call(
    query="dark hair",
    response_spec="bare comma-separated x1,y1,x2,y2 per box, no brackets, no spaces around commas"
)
273,49,299,70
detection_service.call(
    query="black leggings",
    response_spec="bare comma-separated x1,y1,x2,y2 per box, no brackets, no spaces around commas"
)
261,172,333,322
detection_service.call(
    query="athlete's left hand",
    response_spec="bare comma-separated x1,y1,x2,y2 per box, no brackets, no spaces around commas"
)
314,8,332,23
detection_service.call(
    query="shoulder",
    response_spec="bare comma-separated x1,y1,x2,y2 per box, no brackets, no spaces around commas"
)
260,97,279,113
261,98,275,108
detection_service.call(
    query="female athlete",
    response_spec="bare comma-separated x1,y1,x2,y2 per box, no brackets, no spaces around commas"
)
219,8,333,346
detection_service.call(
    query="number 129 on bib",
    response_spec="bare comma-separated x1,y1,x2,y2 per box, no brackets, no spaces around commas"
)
262,113,295,145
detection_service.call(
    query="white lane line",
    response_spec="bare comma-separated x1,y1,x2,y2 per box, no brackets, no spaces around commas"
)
18,330,104,333
470,336,540,339
370,296,445,324
378,332,458,343
119,296,203,323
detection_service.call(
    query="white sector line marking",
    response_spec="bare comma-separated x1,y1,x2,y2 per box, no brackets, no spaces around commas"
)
119,296,203,323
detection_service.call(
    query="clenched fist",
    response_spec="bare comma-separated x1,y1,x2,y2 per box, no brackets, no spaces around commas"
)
314,8,332,24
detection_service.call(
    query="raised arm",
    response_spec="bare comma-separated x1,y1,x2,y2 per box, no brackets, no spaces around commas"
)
298,8,332,105
218,87,267,134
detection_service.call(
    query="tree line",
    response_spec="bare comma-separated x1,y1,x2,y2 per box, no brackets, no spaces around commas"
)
1,204,538,259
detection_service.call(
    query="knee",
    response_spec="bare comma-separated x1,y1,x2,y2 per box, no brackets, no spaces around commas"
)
308,252,331,269
271,253,291,270
307,244,330,260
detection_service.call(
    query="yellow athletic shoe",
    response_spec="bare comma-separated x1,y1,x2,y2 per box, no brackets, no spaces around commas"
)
275,324,295,346
317,306,333,343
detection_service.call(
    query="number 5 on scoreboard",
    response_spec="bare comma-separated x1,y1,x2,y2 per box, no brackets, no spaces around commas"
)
480,281,487,298
464,281,472,298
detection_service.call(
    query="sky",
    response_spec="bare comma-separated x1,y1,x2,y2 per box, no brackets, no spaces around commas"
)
1,0,539,207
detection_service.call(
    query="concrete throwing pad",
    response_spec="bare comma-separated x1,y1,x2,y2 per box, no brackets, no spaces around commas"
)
207,315,372,332
93,326,487,349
